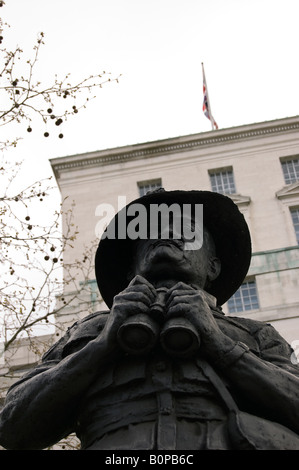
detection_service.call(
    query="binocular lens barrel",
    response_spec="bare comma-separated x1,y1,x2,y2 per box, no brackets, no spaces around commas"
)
117,315,200,357
160,318,200,357
117,314,159,355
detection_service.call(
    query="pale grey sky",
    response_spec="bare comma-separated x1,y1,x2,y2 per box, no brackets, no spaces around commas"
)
3,0,299,183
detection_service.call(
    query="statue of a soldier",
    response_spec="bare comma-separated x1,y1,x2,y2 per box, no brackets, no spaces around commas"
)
1,189,299,450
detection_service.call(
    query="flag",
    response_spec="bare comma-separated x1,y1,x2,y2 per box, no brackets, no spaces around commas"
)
202,63,218,130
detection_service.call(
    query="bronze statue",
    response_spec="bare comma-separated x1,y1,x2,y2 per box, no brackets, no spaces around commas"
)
1,189,299,450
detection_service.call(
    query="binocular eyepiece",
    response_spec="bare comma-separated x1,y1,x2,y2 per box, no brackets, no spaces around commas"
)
117,288,200,357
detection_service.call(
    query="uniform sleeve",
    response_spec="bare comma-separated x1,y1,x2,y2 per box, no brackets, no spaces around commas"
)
7,311,109,394
7,330,71,393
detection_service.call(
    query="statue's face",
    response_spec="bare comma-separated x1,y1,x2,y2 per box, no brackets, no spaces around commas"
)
132,220,221,289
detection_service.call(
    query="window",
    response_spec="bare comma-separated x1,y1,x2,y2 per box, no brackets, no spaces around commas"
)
281,157,299,185
290,207,299,244
227,280,259,313
209,168,236,194
138,179,162,197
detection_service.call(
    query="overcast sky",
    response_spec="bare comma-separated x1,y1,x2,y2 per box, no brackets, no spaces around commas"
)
3,0,299,186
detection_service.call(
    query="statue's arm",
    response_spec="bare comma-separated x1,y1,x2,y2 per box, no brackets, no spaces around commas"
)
0,276,155,450
208,323,299,433
0,331,119,450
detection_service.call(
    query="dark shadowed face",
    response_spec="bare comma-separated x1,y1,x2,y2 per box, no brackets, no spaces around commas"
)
131,221,221,290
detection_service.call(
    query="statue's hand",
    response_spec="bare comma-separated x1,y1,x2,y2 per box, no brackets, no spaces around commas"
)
164,282,226,358
101,275,157,346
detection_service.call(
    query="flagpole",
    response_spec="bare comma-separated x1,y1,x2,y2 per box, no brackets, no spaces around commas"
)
201,62,215,131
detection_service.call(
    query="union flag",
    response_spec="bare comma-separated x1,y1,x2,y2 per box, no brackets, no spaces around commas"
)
202,63,218,130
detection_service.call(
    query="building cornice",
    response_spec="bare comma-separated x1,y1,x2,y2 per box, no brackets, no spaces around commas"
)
276,182,299,200
50,116,299,179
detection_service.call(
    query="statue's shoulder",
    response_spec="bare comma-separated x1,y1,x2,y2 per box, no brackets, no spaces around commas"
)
214,309,264,334
42,310,110,361
223,314,263,331
222,313,291,350
225,314,278,337
70,310,110,334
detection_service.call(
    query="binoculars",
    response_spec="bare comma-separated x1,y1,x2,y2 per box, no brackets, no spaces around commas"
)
117,288,200,357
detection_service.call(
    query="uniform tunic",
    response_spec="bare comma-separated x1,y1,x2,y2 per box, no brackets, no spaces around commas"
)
7,295,299,450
